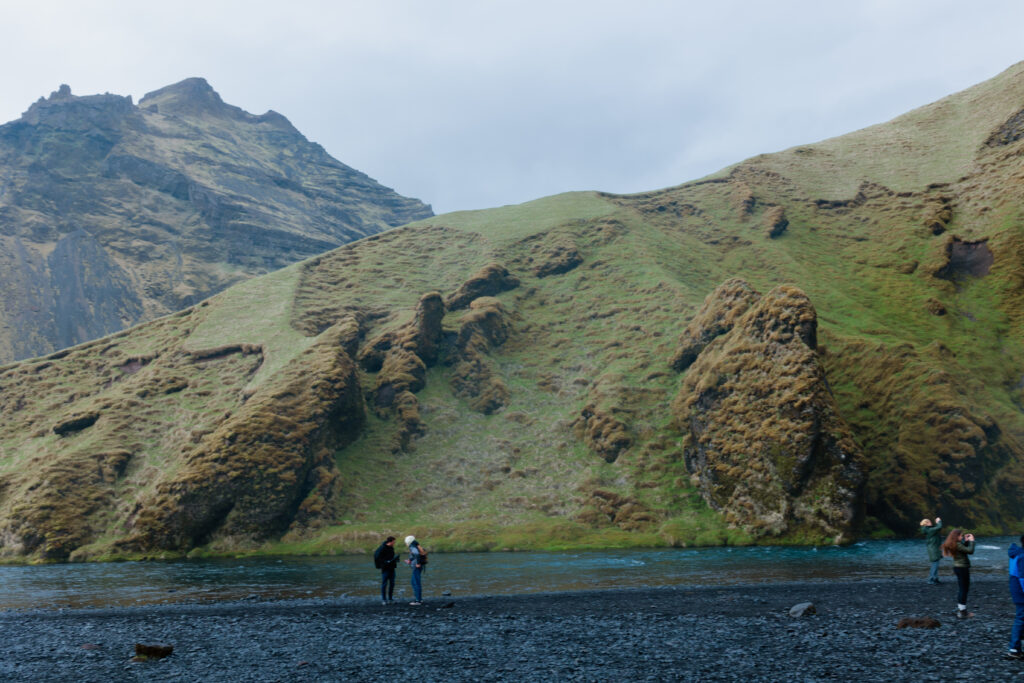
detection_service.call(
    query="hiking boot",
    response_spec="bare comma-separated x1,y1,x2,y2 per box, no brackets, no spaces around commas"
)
1004,649,1023,661
956,609,974,619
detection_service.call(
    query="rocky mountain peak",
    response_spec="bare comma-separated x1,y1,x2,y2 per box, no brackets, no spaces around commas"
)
17,84,134,128
139,77,240,119
50,84,73,100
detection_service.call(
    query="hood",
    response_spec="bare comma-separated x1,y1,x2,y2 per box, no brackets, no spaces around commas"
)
1010,543,1022,559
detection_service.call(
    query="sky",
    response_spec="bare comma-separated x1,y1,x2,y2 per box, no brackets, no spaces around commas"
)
2,1,1023,215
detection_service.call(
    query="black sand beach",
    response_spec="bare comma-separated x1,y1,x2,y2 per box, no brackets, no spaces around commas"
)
1,577,1022,682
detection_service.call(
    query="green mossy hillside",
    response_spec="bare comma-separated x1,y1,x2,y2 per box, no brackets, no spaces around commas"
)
4,64,1024,561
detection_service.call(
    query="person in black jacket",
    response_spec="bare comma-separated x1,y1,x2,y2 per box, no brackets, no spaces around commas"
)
374,536,399,605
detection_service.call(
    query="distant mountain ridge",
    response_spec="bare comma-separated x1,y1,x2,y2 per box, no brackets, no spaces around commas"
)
0,78,432,362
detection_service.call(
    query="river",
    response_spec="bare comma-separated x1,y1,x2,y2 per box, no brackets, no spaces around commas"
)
0,536,1015,610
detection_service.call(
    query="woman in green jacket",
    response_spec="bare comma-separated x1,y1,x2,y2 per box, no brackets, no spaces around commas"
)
941,529,976,618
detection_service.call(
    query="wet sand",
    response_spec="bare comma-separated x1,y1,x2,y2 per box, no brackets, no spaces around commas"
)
0,576,1020,681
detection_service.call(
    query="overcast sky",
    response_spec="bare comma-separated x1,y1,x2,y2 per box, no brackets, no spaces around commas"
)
2,1,1023,215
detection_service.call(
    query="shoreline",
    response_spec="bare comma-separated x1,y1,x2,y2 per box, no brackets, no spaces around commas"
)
1,577,1021,681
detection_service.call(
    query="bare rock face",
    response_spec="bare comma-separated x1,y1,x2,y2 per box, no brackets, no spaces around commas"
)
671,281,864,542
933,237,993,282
0,79,432,363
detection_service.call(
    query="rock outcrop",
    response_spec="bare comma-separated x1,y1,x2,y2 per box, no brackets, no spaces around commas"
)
449,297,514,414
126,325,364,551
671,281,865,542
445,263,520,311
670,279,761,372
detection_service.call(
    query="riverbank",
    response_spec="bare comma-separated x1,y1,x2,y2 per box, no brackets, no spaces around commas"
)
1,576,1021,681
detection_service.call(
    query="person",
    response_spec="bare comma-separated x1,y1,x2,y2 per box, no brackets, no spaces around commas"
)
404,534,426,605
1006,535,1024,660
374,536,399,605
941,528,975,619
920,516,943,584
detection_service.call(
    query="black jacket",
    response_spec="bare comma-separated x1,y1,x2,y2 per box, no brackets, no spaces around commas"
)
376,543,398,570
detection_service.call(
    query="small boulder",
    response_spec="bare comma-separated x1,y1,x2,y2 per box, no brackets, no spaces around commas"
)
788,602,816,617
896,616,940,629
133,643,173,660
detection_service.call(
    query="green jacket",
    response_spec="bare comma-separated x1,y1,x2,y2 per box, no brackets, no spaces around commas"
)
951,540,975,568
921,521,943,562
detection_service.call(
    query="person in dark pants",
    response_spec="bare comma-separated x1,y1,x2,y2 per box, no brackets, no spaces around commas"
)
1006,535,1024,660
941,528,975,619
374,536,399,605
920,516,943,584
404,535,425,605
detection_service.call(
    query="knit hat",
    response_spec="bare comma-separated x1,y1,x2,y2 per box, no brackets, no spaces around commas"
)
405,535,415,546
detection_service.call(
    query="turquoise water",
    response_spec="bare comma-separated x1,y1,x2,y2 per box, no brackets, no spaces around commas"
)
0,537,1016,610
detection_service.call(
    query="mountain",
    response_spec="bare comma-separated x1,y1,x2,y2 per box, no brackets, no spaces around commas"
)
2,63,1024,562
0,78,432,363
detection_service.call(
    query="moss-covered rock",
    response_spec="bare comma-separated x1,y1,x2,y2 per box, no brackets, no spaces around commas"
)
124,325,364,551
669,279,761,372
450,297,513,414
573,404,632,463
672,282,865,542
446,263,520,311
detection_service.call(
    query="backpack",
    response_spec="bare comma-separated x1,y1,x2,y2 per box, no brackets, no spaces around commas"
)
417,548,428,567
373,545,384,569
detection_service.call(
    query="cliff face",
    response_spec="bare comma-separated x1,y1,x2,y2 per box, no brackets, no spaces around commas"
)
0,79,432,363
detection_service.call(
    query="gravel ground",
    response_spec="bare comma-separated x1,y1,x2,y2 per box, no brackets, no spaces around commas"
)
1,576,1022,682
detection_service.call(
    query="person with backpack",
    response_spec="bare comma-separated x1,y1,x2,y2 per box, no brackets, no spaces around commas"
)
1006,535,1024,660
404,535,427,605
373,536,399,605
920,516,943,584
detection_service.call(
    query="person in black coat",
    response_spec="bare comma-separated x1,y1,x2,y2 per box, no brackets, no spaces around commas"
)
374,536,399,605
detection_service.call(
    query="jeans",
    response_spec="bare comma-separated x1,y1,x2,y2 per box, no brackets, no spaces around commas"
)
1011,600,1024,651
954,566,970,606
411,566,422,602
381,568,395,601
928,558,940,582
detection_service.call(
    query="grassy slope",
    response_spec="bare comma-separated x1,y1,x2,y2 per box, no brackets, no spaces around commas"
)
3,64,1024,560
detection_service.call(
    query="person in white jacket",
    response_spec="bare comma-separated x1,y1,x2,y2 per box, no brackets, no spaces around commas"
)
404,535,426,605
